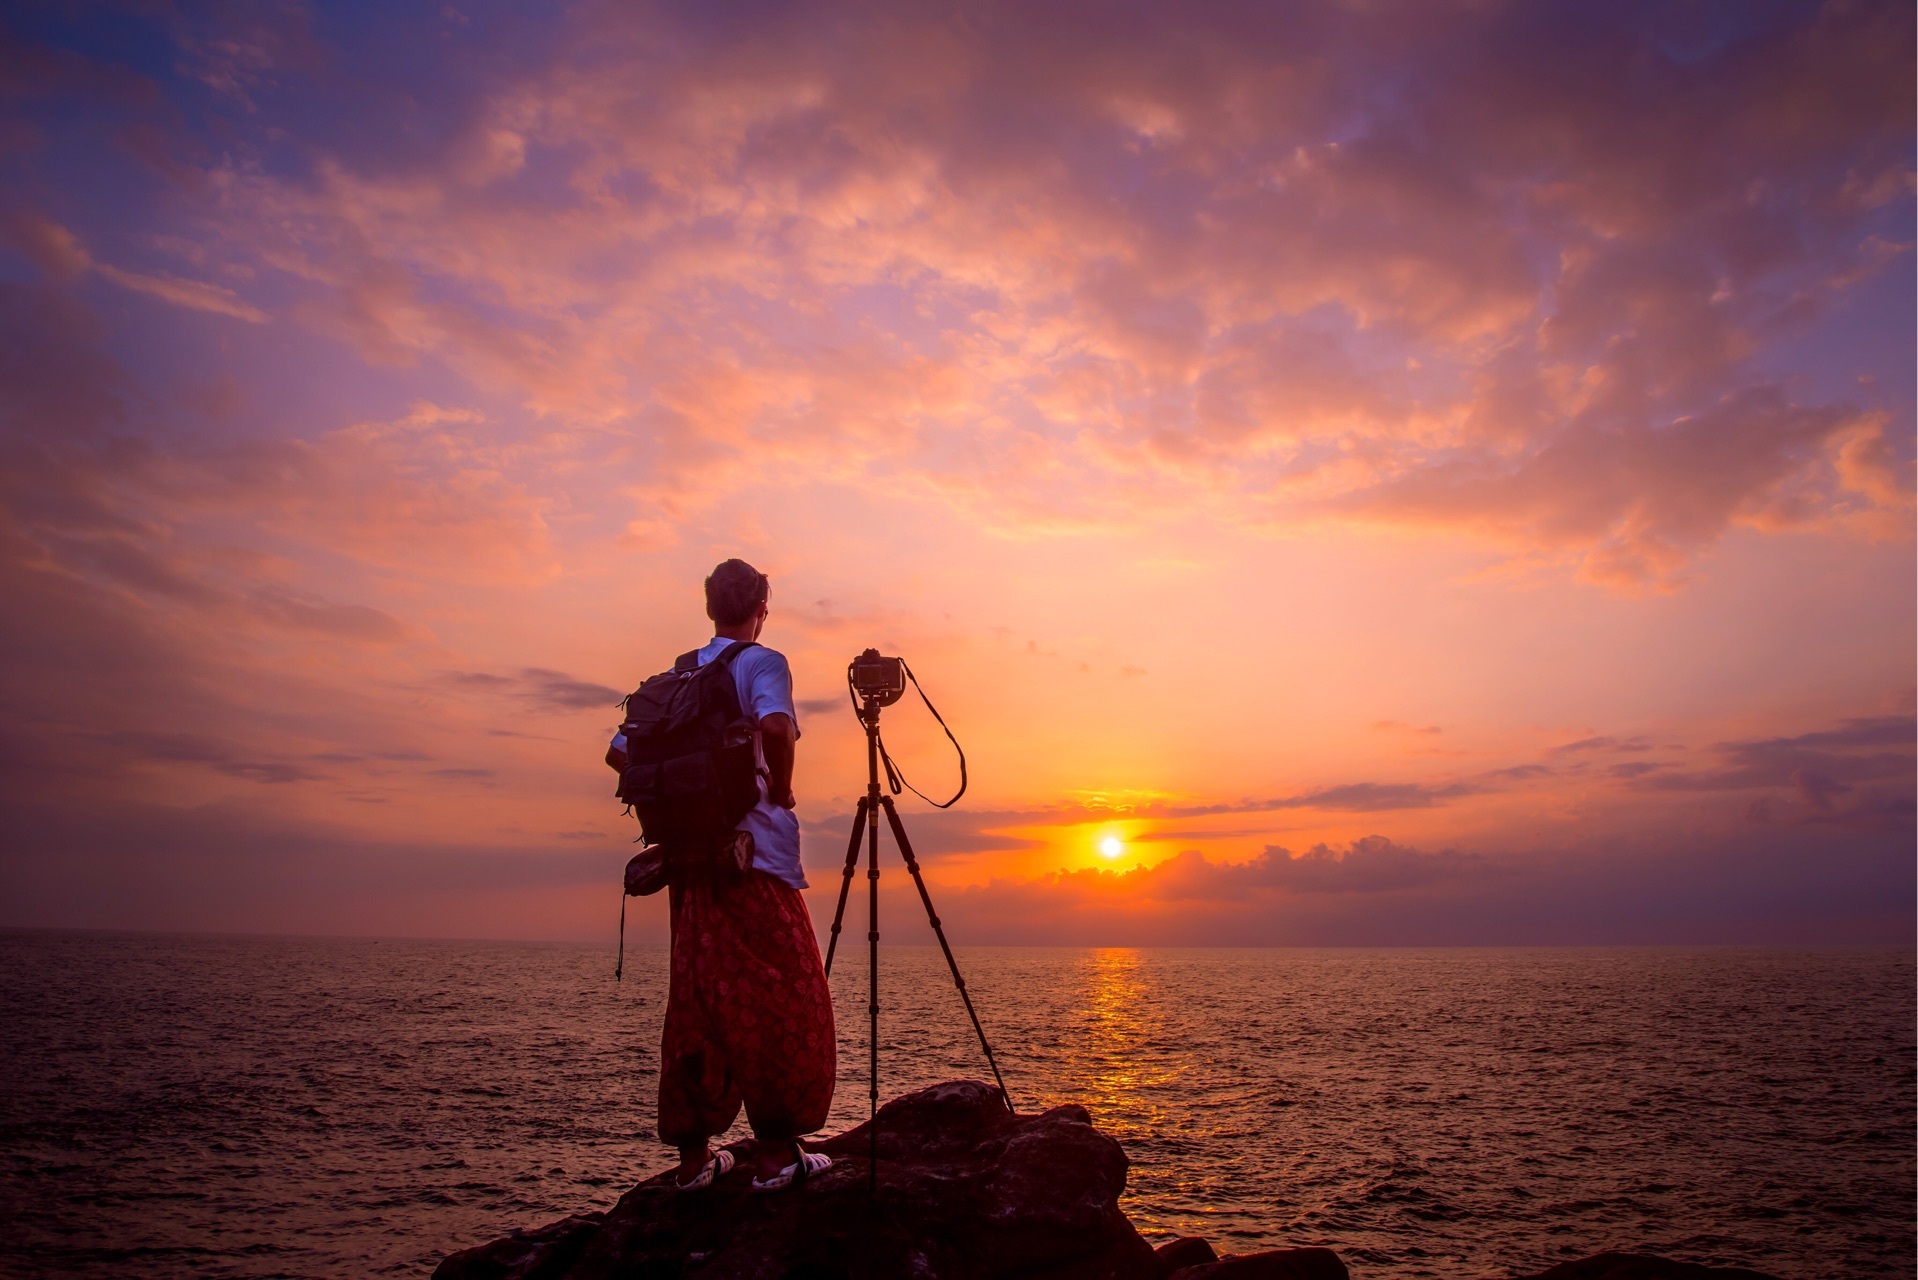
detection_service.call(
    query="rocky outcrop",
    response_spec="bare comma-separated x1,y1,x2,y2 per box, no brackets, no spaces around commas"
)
430,1080,1778,1280
432,1080,1344,1280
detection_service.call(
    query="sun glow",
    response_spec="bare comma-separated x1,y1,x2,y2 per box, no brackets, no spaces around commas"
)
1099,836,1124,859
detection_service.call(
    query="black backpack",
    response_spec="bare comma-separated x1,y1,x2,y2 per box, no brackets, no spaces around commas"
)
608,641,762,854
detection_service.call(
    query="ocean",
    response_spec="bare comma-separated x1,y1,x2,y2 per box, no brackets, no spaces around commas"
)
0,931,1910,1279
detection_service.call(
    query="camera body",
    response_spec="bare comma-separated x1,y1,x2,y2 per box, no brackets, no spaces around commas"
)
850,648,906,706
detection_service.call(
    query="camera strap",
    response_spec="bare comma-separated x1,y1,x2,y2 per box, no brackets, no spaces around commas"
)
879,660,968,809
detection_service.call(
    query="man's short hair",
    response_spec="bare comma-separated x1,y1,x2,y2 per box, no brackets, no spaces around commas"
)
705,559,769,626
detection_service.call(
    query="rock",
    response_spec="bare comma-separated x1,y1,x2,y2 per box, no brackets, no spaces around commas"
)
1166,1248,1349,1280
1515,1254,1783,1280
434,1213,605,1280
433,1079,1178,1280
1153,1236,1219,1273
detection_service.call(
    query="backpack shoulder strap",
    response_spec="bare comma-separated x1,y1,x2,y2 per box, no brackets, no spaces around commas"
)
713,640,758,667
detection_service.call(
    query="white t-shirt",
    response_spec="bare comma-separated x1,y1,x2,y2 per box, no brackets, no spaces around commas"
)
694,636,807,890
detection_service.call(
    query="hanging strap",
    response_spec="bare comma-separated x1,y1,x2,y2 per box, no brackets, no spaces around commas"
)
615,890,626,983
883,660,968,809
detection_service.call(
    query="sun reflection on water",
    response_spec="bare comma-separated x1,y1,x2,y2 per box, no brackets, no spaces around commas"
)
1066,948,1184,1142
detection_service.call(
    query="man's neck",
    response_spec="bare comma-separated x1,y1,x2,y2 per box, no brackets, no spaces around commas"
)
713,623,757,644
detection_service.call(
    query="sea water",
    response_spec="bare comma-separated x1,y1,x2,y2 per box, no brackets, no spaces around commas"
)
0,932,1910,1279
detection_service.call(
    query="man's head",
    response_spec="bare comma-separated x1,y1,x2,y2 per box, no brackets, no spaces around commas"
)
705,558,770,628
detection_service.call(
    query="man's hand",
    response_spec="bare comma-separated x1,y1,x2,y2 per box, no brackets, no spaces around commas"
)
760,712,797,809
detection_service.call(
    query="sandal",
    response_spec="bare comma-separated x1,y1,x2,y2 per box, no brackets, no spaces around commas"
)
750,1145,831,1193
674,1146,735,1191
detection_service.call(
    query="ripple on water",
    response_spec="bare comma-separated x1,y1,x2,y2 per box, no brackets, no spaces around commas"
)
0,934,1911,1279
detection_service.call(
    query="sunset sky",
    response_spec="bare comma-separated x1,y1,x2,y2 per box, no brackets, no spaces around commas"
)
1,0,1911,946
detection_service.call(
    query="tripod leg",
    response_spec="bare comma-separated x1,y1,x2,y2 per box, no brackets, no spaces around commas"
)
878,795,1016,1114
866,785,882,1190
823,795,868,978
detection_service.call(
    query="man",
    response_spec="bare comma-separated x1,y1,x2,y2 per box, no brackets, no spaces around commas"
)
658,558,835,1193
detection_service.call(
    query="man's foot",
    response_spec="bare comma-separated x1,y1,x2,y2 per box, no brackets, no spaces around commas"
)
749,1141,831,1193
674,1144,712,1183
673,1146,734,1191
747,1139,788,1183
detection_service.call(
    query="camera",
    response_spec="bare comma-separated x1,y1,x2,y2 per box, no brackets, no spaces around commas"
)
850,648,906,706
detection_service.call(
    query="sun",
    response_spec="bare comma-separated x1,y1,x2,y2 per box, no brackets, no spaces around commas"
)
1099,836,1124,859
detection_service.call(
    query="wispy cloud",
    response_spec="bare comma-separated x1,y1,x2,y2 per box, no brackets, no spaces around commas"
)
94,263,268,322
446,667,624,712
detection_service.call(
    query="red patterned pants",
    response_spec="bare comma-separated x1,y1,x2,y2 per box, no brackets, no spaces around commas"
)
657,869,837,1149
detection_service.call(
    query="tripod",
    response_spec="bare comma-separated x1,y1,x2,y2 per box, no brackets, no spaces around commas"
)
823,691,1013,1189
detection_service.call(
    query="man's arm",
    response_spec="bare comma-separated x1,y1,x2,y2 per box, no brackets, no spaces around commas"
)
760,712,797,808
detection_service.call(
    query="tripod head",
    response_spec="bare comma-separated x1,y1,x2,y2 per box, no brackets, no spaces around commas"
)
849,649,905,707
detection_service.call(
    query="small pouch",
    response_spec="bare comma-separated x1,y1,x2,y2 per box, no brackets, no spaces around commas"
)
624,844,670,897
